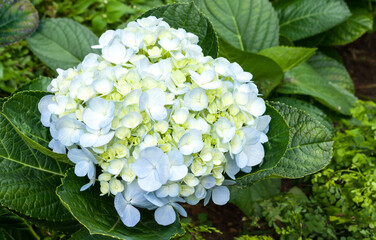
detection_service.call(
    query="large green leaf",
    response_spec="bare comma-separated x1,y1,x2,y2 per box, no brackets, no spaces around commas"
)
307,52,354,93
141,2,218,58
0,207,38,240
320,3,373,46
258,46,316,72
0,0,39,46
277,63,357,115
275,0,351,41
272,97,334,134
0,113,72,221
18,76,52,92
219,40,283,97
70,228,116,240
230,178,281,216
57,169,185,240
234,103,289,184
236,101,333,187
2,91,71,163
194,0,279,52
27,18,100,71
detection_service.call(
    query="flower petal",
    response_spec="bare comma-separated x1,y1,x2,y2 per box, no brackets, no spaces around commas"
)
154,205,176,226
212,186,230,205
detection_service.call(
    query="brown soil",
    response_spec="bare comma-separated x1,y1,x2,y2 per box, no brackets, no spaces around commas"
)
339,33,376,100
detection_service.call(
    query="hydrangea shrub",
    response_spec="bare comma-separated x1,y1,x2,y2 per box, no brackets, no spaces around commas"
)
38,16,270,226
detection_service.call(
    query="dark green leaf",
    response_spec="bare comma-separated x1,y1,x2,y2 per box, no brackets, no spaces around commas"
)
57,169,185,240
141,3,218,58
0,207,38,240
27,18,100,70
277,63,357,115
18,76,52,92
236,101,333,186
219,40,283,97
230,178,281,216
0,0,39,46
194,0,279,52
12,211,81,234
320,3,373,46
272,97,334,134
307,52,354,93
258,46,316,72
70,228,116,240
0,113,72,221
275,0,351,41
2,91,70,163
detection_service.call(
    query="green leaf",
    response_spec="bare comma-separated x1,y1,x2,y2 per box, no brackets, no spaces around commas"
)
71,228,116,240
272,97,334,134
0,207,39,240
194,0,279,52
219,40,283,97
0,113,72,221
10,209,81,234
27,18,100,71
258,46,316,72
18,76,52,92
236,101,333,186
141,3,218,58
277,63,357,115
279,34,294,46
307,52,354,93
275,0,351,41
320,3,373,46
57,169,185,240
234,103,289,185
230,178,281,216
2,91,70,163
0,0,39,46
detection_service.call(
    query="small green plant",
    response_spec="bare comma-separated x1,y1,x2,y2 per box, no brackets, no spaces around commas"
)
174,217,222,240
311,100,376,239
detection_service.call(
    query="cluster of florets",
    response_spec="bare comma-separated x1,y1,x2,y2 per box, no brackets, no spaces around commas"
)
38,16,270,227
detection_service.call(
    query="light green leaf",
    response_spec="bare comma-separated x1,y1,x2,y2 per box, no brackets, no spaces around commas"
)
0,207,39,240
219,40,283,97
258,46,316,72
275,0,351,41
230,179,281,216
320,3,373,46
18,76,52,92
236,101,333,187
307,52,354,93
277,63,357,115
0,113,72,221
0,0,39,47
272,97,334,134
71,228,116,240
27,18,100,71
235,103,289,184
2,91,70,163
57,169,185,240
194,0,279,52
141,3,218,58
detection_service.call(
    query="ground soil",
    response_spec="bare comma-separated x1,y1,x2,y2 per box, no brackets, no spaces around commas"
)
339,33,376,101
185,33,376,240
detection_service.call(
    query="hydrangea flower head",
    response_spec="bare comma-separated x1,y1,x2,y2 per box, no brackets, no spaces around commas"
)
38,16,270,227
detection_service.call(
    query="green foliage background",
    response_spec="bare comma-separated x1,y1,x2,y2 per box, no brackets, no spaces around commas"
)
0,0,376,239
